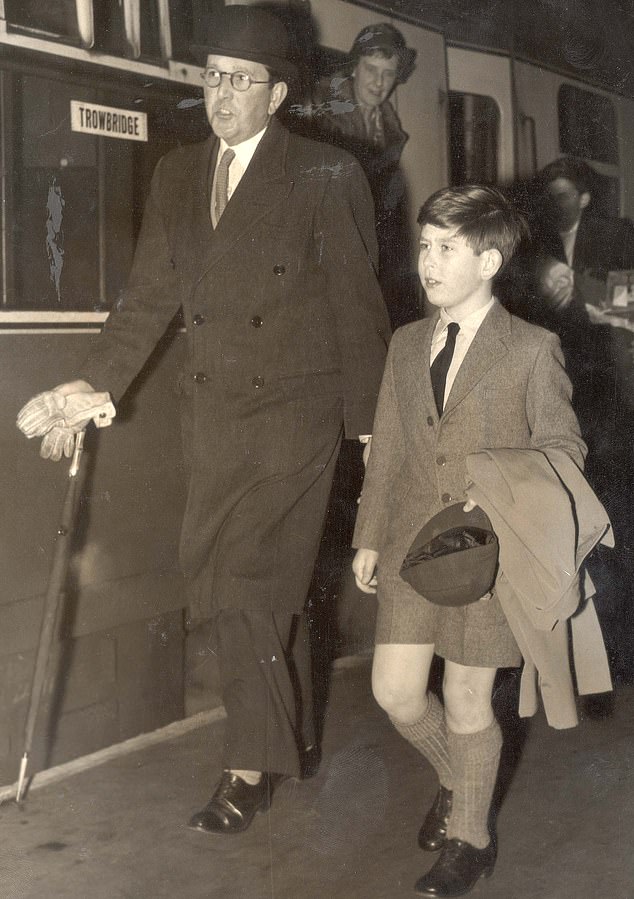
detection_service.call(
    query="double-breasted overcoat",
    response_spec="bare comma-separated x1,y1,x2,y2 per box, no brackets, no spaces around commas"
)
81,117,390,616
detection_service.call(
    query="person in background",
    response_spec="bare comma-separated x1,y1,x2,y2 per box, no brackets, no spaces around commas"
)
517,157,634,693
306,23,417,329
17,5,389,835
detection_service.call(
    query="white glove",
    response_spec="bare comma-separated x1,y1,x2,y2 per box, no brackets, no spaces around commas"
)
17,382,115,439
40,426,77,462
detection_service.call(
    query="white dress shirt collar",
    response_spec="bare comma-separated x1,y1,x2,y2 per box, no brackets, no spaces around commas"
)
218,125,267,172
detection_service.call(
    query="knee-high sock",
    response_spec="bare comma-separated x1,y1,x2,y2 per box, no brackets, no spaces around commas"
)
390,692,453,789
447,719,502,849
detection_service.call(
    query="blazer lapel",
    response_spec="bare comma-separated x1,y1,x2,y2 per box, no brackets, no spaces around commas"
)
403,314,439,421
198,119,295,277
443,302,510,416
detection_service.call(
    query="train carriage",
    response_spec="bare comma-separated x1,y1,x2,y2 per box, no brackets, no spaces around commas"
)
0,0,632,784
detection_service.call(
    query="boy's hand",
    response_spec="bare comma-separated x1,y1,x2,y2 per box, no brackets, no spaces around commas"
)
463,498,478,512
352,548,379,594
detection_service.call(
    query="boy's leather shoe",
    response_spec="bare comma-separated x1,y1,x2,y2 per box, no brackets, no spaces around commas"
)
418,786,453,851
414,838,496,896
187,771,272,834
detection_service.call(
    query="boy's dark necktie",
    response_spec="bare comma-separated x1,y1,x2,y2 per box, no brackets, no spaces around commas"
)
430,322,460,416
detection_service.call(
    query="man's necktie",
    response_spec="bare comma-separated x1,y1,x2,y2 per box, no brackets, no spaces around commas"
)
213,148,235,227
430,322,460,416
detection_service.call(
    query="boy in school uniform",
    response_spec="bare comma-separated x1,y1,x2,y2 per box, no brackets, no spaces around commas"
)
352,185,586,897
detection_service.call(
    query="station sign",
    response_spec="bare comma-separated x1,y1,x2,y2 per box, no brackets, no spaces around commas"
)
70,101,148,142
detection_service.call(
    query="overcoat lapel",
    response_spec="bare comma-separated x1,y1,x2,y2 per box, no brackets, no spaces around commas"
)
169,137,217,283
443,303,510,416
198,118,295,276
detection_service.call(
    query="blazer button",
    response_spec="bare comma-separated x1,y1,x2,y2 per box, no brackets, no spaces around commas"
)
193,314,205,327
250,315,263,328
193,372,207,384
441,492,452,504
436,455,446,466
427,416,434,426
273,264,286,275
252,376,264,389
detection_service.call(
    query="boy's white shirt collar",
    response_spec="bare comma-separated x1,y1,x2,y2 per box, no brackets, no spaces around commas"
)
437,296,496,339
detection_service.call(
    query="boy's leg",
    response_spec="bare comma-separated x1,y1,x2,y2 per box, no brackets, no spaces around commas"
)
372,645,445,775
443,662,500,849
372,644,454,848
415,662,500,897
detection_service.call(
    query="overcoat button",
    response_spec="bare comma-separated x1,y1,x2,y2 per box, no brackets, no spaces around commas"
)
436,455,446,466
193,314,205,326
273,264,286,275
252,376,264,388
441,493,452,504
250,315,263,328
193,372,207,383
427,416,434,426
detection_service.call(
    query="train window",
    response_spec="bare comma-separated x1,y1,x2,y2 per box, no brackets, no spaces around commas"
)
3,67,208,311
558,85,618,165
449,92,499,185
4,0,84,44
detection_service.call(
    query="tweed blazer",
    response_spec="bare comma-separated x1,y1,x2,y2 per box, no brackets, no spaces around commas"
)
353,302,587,599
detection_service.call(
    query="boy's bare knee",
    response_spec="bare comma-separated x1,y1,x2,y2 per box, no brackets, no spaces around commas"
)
372,673,427,723
443,673,494,733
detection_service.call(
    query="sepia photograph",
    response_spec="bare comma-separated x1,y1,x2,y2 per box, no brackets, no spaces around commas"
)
1,1,633,897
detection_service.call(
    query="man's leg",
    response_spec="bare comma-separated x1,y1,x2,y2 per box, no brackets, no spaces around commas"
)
188,608,301,835
414,662,499,897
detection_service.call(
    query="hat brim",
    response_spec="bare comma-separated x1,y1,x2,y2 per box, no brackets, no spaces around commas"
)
191,43,297,79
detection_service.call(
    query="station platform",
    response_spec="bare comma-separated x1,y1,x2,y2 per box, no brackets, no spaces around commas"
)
1,657,633,899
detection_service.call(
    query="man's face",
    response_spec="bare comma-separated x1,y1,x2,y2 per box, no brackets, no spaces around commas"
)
545,177,590,231
352,52,399,108
204,54,287,146
418,224,499,321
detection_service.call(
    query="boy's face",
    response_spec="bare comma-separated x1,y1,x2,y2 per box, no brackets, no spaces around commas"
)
418,224,499,320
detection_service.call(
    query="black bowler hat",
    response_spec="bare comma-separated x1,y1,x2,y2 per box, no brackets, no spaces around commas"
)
400,504,498,606
191,5,297,79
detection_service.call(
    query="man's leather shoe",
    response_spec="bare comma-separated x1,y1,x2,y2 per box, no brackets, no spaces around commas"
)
187,771,272,834
418,786,453,851
414,838,496,896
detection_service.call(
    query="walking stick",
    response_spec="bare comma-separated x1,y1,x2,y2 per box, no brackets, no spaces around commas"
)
16,430,86,803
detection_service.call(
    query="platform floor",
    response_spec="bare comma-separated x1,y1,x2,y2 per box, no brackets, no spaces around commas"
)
1,660,633,899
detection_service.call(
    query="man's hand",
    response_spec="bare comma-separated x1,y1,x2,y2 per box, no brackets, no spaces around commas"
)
463,498,478,513
538,258,574,311
352,548,379,594
17,380,115,441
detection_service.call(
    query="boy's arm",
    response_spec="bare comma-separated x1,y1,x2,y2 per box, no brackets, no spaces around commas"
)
353,334,408,551
526,330,587,468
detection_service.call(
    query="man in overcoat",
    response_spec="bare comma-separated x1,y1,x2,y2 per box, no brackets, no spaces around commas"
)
17,5,390,834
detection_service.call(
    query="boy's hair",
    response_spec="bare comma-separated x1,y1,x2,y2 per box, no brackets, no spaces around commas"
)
539,156,595,195
417,184,528,274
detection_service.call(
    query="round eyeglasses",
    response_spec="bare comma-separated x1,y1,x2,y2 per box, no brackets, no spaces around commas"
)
200,69,273,92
